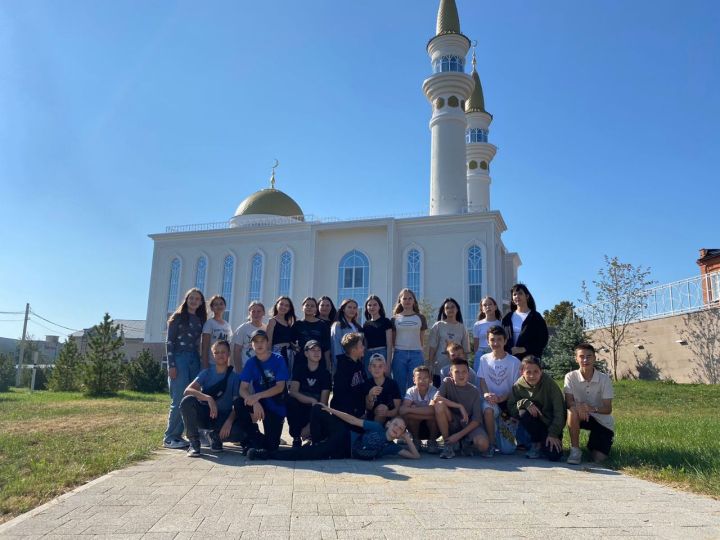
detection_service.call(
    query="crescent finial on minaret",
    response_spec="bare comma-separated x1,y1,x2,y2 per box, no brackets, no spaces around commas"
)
270,159,279,189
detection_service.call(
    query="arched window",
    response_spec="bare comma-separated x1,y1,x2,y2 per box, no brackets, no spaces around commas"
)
465,128,489,144
467,245,483,322
432,55,465,73
406,248,421,297
338,250,369,308
248,253,263,303
194,256,207,294
166,258,181,316
278,250,292,297
221,255,234,323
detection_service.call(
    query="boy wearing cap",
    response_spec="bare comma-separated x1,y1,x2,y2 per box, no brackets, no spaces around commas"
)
287,340,332,448
363,353,401,424
236,329,290,452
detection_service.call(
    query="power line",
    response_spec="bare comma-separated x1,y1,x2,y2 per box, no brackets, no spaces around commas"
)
0,311,24,315
29,310,81,332
28,318,74,337
0,318,24,322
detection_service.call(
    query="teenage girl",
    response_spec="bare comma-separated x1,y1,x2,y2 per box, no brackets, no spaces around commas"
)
201,295,233,369
391,288,427,395
331,299,362,368
294,296,332,371
363,295,393,376
232,301,266,371
501,284,549,359
472,296,503,363
427,298,470,388
266,296,297,371
318,296,337,323
163,288,207,449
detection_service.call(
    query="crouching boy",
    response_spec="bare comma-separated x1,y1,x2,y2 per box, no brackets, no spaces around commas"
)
399,365,439,453
509,355,565,461
363,353,402,424
564,343,615,464
432,358,489,459
180,340,244,457
287,340,331,448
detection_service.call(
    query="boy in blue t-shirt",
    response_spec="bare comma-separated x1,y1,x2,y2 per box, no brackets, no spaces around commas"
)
236,329,290,452
180,340,243,457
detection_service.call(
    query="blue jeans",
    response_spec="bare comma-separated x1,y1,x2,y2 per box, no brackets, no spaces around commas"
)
164,351,200,442
392,349,424,396
363,346,388,377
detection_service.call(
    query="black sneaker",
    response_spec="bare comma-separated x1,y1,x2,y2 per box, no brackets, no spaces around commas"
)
292,437,302,449
247,448,269,461
208,431,223,453
187,440,201,458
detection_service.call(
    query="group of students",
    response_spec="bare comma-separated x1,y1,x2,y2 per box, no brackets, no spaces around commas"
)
162,284,614,465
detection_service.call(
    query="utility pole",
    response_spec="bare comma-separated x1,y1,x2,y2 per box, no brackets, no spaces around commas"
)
16,303,29,386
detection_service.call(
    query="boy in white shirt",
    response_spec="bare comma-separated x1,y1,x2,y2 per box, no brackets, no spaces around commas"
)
399,366,439,453
477,326,520,457
564,343,614,465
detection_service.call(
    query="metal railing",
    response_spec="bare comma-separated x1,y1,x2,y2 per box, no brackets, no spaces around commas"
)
577,270,720,330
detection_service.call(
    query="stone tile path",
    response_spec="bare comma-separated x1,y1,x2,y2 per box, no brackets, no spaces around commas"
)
1,447,718,539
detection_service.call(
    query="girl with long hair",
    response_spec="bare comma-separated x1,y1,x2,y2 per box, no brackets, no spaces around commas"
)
318,296,337,323
231,301,266,371
390,288,427,395
472,296,503,363
266,296,297,370
501,284,549,359
293,296,332,371
363,295,393,376
330,298,362,369
201,295,233,369
427,298,470,388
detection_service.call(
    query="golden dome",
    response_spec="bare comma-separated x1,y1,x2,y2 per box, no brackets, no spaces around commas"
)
233,188,303,219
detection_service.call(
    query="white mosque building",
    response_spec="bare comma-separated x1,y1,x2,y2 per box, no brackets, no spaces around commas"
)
144,0,520,344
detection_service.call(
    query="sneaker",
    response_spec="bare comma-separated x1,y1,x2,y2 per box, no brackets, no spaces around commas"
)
187,440,201,457
292,437,302,449
525,446,541,459
481,444,496,458
163,438,189,449
440,445,455,459
198,429,211,448
567,447,582,465
247,448,269,461
426,439,441,455
208,431,223,453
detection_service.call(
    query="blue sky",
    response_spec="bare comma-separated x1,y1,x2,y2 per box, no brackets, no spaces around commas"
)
1,0,718,340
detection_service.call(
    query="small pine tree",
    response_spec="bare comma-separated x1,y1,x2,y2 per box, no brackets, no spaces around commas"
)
125,349,167,393
0,353,15,392
82,313,125,396
543,314,588,379
48,337,84,392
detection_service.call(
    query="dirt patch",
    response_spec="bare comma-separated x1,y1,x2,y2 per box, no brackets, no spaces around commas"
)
0,414,127,435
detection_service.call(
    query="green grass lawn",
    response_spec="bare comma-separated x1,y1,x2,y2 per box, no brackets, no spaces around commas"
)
0,381,718,524
0,389,168,523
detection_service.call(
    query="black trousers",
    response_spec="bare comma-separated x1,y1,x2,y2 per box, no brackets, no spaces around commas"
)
286,397,314,438
234,398,285,451
271,406,350,461
518,410,563,462
179,396,246,442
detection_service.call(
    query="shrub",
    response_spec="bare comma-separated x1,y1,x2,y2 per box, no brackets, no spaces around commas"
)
82,313,124,396
48,337,84,392
0,353,15,392
125,349,167,393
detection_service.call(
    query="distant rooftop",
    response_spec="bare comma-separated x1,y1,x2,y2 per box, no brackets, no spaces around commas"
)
71,320,145,341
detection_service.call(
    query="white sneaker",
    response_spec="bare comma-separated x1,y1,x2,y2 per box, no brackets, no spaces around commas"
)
567,447,582,465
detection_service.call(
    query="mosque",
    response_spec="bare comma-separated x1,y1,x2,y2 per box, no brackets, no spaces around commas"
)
144,0,520,344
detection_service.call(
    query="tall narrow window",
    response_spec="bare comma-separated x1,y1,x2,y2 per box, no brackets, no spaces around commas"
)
406,248,421,297
467,245,483,322
221,255,234,323
248,253,263,303
195,256,207,294
166,258,181,317
338,250,369,308
278,250,292,297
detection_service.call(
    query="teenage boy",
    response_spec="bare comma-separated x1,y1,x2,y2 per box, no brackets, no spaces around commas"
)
287,340,331,448
363,353,402,424
508,355,565,461
564,343,614,464
399,365,440,453
248,402,420,461
439,342,478,382
477,326,521,457
180,340,243,457
236,329,290,453
432,358,489,459
330,332,367,418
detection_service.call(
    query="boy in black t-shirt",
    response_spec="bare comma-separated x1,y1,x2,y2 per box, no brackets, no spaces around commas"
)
287,340,332,448
330,333,367,418
363,353,401,424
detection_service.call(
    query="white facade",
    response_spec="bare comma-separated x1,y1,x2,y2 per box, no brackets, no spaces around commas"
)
144,0,521,344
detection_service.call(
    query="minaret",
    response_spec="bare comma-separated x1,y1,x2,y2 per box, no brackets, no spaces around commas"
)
465,48,497,212
423,0,475,216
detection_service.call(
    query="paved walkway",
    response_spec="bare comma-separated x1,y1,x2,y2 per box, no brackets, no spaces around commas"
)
1,447,718,540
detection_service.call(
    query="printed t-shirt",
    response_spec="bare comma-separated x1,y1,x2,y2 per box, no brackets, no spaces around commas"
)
202,318,233,364
428,320,470,372
392,314,427,350
291,360,331,402
239,352,290,416
476,353,521,398
194,368,240,414
232,321,265,363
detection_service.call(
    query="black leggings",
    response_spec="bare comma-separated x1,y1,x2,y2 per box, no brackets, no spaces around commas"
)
234,399,285,451
518,410,563,462
271,406,350,461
